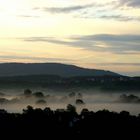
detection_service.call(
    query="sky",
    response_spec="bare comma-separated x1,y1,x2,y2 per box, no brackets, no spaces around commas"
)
0,0,140,76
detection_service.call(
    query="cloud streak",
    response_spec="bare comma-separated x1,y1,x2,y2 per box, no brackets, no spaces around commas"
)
0,55,73,62
119,0,140,8
22,34,140,55
32,1,140,22
43,4,93,14
98,15,140,21
18,15,40,18
95,63,140,66
79,14,140,22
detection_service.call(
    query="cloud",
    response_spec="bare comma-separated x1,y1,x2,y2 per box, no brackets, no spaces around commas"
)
98,15,140,21
43,4,93,14
79,14,140,22
18,15,40,18
71,34,140,54
23,37,71,46
33,7,41,10
32,2,140,22
73,34,140,42
119,0,140,8
0,55,73,62
95,63,140,66
22,34,140,54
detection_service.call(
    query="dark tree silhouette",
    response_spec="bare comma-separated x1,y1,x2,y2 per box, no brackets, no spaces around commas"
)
33,92,44,98
119,94,140,103
67,104,76,113
0,109,7,114
24,89,32,97
76,99,85,105
23,105,34,114
0,105,140,139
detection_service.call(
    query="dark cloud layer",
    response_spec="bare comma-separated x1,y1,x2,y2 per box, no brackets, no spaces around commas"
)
22,34,140,54
43,4,92,13
119,0,140,8
74,34,140,42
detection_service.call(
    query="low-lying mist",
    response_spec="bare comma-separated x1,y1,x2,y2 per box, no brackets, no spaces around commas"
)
0,88,140,115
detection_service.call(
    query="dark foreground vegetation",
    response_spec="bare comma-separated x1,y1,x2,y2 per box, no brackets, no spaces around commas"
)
0,105,140,139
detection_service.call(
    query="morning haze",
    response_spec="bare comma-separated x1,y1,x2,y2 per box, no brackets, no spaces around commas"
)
0,0,140,138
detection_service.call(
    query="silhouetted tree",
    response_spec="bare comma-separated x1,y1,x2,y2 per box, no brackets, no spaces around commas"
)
23,105,34,114
120,111,130,116
119,94,140,103
33,92,44,98
44,107,51,112
0,105,140,139
0,109,7,114
76,99,85,105
24,89,32,97
67,104,76,113
81,108,89,114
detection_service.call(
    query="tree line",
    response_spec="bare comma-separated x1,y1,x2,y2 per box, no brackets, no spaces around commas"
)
0,105,140,139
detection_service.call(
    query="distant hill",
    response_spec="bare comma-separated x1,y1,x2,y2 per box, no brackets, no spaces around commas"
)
0,63,121,77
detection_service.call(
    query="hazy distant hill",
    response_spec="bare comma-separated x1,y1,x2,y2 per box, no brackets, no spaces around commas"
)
0,63,120,77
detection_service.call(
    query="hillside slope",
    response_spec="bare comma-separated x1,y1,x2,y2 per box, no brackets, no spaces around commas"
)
0,63,121,77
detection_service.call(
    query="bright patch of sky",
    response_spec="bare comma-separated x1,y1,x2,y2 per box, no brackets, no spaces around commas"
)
0,0,140,76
